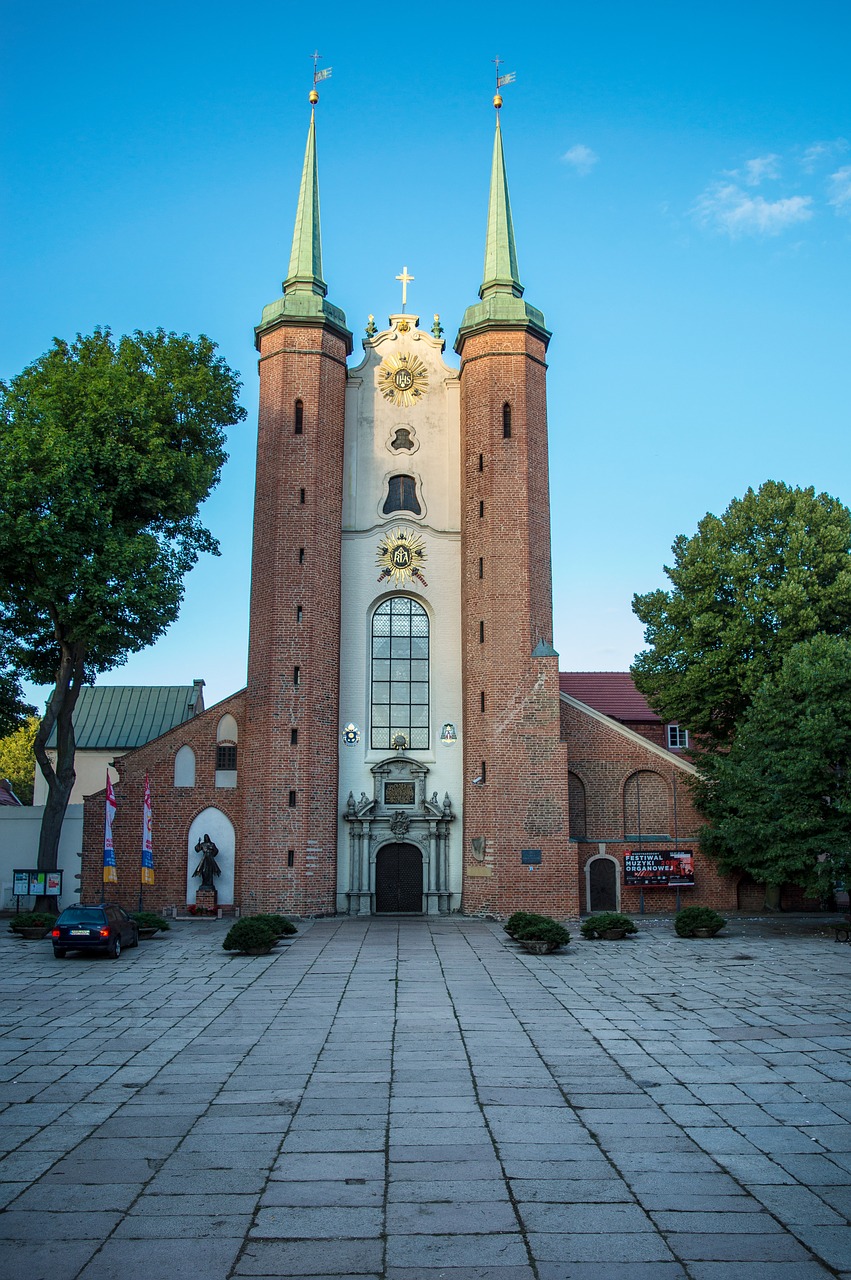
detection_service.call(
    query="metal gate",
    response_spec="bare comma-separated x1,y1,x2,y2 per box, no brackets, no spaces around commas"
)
375,843,423,913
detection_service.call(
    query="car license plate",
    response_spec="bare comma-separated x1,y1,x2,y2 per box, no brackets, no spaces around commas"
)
70,929,90,936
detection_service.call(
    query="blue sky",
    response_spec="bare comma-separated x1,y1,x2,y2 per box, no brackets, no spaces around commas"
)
3,1,850,708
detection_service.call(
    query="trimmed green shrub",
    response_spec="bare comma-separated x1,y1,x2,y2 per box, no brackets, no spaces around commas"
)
504,911,550,937
9,912,57,934
222,918,278,952
581,912,637,939
253,914,297,937
675,906,726,937
512,916,571,947
130,912,170,931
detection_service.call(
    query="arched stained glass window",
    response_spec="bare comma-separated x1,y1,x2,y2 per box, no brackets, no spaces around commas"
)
371,597,429,750
382,474,421,515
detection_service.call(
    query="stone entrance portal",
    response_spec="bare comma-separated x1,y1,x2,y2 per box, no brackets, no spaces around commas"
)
375,843,423,913
343,756,455,915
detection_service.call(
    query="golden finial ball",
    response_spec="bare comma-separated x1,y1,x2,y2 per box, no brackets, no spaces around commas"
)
309,88,319,105
493,93,503,109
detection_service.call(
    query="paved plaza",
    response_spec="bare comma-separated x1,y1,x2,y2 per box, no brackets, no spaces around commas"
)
1,914,850,1280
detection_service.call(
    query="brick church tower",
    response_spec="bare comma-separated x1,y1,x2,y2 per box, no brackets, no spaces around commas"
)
455,96,576,916
241,94,352,915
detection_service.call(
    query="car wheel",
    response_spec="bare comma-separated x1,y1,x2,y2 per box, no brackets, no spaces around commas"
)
53,948,67,959
110,935,121,959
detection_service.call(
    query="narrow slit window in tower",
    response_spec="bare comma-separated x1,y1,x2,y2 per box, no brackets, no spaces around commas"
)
478,452,483,472
287,850,295,867
299,488,305,504
294,399,304,435
288,790,297,807
291,728,298,745
480,691,485,712
479,500,484,518
478,557,483,579
296,605,302,623
479,620,485,643
298,547,305,563
293,666,300,687
503,402,512,439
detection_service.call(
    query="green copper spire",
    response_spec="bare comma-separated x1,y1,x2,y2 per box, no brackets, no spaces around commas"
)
455,106,549,352
256,99,351,352
481,116,522,299
284,108,325,297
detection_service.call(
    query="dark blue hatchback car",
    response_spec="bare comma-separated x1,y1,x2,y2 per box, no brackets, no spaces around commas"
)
51,904,139,959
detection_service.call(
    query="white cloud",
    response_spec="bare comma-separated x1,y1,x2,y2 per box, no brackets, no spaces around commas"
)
801,138,849,173
693,182,813,238
561,144,598,176
740,154,781,185
828,166,851,215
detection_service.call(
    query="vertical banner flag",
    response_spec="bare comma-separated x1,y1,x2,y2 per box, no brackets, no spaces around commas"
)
103,774,118,884
141,774,154,886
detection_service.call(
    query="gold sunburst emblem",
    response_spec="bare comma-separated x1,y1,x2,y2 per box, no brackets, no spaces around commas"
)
376,528,428,587
378,353,429,408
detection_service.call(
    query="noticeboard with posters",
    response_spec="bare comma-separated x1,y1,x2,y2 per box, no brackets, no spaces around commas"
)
13,869,63,896
624,851,694,887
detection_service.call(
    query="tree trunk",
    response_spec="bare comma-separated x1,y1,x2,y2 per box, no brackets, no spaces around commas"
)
32,643,86,912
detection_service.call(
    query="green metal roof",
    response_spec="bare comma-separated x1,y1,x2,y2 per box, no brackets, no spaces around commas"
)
46,683,204,750
456,114,550,351
256,107,352,352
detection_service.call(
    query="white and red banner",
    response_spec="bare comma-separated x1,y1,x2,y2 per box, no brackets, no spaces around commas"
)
141,774,154,886
103,774,118,884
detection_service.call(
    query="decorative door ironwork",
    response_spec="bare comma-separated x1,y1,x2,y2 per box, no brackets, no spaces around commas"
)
375,843,423,912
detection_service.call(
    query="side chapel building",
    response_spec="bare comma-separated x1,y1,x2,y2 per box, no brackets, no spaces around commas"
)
82,89,736,918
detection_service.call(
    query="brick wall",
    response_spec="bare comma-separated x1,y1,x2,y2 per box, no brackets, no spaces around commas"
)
81,691,246,912
562,697,737,912
241,320,349,915
458,325,575,917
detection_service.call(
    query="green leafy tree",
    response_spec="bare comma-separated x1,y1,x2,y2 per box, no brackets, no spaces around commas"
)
0,329,245,900
0,652,33,738
632,482,851,749
0,714,39,804
698,634,851,899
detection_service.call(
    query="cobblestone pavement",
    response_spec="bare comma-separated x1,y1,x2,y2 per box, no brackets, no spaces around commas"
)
1,914,850,1280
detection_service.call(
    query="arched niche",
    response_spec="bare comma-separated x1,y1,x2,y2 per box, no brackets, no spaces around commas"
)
173,745,196,788
216,714,238,742
186,808,235,905
568,771,587,839
623,770,670,838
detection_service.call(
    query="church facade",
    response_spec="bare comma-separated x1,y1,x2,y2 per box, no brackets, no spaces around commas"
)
82,93,733,919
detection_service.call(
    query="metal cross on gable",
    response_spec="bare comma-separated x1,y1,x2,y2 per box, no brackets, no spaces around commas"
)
395,265,414,312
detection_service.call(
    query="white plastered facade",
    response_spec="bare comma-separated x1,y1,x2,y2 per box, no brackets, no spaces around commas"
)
336,315,464,913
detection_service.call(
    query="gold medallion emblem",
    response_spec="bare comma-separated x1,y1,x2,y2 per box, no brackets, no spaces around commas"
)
376,528,428,586
378,353,428,408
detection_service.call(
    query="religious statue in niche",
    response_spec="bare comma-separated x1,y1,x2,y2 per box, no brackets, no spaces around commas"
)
193,834,221,890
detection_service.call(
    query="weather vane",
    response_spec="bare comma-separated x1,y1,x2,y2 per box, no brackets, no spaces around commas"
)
309,50,333,105
395,265,414,312
491,55,516,111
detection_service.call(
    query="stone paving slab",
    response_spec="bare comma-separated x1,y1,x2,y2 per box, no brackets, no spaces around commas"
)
1,913,850,1277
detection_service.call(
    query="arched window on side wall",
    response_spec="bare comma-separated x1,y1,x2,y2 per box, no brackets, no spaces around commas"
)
216,714,238,786
502,402,512,439
174,745,196,788
371,597,429,751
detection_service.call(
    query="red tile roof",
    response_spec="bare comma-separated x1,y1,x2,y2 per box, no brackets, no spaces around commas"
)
0,778,22,806
559,672,661,723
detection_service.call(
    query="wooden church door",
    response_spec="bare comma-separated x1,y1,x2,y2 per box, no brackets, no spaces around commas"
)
588,856,618,912
375,844,423,913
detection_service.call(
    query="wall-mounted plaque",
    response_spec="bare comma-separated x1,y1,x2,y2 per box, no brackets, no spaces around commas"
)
521,849,542,865
385,782,415,806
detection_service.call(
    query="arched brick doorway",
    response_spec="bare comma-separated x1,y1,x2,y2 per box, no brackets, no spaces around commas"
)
587,855,619,912
375,843,423,913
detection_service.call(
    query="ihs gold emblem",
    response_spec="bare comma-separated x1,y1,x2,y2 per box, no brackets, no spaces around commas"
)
378,353,428,409
376,528,428,587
